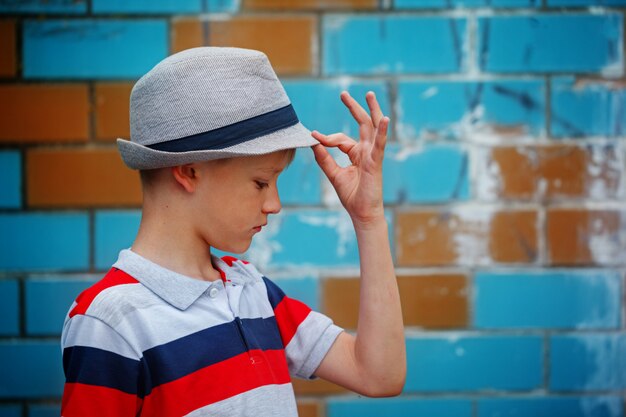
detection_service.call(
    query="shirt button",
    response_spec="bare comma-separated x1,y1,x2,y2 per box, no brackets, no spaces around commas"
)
208,287,219,298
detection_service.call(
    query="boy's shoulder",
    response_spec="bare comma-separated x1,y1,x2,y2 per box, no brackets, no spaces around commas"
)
66,267,149,325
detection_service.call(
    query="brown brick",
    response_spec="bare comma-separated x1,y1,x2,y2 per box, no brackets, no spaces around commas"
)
292,377,347,395
489,211,538,263
488,145,623,200
0,20,16,77
0,85,89,143
296,401,320,417
396,209,538,266
243,0,377,10
323,275,468,329
322,278,359,329
547,209,626,265
172,18,204,53
398,274,468,328
208,16,316,75
27,148,141,207
95,83,132,141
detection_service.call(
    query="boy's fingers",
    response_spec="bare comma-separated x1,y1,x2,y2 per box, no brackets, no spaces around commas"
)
366,91,384,128
372,116,389,162
340,91,372,129
311,144,340,182
312,130,357,155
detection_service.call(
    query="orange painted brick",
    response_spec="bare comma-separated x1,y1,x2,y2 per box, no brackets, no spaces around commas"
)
0,20,16,77
398,274,468,328
547,209,625,265
95,83,132,141
323,275,468,329
396,209,538,266
296,401,320,417
322,278,359,329
292,377,347,395
27,148,141,207
208,16,316,75
243,0,377,10
172,18,204,53
489,211,538,263
488,145,622,200
0,85,89,143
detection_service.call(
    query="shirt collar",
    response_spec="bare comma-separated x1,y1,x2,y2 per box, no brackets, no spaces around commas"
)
112,248,231,311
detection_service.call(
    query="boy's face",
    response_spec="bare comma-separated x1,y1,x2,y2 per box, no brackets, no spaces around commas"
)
191,150,291,254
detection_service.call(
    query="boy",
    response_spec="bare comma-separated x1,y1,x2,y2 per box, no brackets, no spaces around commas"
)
61,47,405,416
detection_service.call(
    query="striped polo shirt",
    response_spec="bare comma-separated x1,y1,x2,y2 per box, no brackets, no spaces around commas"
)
61,249,343,417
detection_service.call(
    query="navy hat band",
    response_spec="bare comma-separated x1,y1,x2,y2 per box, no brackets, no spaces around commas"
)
147,104,299,153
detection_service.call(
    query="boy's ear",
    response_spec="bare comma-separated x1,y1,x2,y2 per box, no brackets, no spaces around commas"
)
171,164,198,193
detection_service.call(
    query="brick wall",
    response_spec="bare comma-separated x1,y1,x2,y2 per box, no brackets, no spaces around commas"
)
0,0,625,416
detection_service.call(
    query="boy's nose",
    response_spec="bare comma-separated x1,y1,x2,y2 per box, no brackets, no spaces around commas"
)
262,187,282,214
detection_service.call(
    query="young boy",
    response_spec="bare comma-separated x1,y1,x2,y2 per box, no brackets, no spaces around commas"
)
61,47,406,416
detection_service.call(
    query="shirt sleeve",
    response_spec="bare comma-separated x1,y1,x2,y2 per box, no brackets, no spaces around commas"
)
61,314,145,417
262,277,343,380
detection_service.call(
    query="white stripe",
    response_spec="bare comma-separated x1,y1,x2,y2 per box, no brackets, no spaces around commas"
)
86,281,277,352
285,311,344,379
62,314,141,360
184,383,297,417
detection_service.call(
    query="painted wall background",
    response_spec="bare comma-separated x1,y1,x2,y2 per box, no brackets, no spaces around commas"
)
0,0,625,416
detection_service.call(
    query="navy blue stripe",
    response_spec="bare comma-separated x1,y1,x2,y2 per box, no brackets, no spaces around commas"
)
142,316,283,391
147,104,299,152
63,346,142,396
263,276,286,309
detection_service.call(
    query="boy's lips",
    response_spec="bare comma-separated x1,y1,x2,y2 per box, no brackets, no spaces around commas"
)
252,223,267,232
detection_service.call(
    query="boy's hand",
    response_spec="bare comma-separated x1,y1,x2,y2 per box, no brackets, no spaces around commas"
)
311,91,389,228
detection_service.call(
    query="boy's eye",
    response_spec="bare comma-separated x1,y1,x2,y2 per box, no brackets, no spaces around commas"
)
255,181,269,189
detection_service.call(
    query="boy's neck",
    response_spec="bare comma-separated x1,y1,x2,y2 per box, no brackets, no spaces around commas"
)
131,214,223,282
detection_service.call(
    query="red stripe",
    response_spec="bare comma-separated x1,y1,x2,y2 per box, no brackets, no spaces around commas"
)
221,255,249,266
141,349,290,417
61,382,142,417
69,268,139,318
274,296,312,347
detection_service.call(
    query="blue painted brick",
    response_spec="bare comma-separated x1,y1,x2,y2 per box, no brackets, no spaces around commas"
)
383,144,469,203
206,0,239,12
246,209,393,268
272,276,319,311
323,15,467,75
0,405,22,417
95,210,141,270
405,334,543,391
475,270,621,329
479,396,624,417
0,342,64,398
26,277,96,335
0,0,86,14
551,333,626,391
277,149,321,206
29,404,62,417
0,280,19,336
93,0,201,13
549,0,626,5
397,0,538,7
551,77,626,137
23,20,167,79
0,151,21,208
284,80,390,139
0,213,89,271
328,397,472,417
478,14,623,73
397,80,545,139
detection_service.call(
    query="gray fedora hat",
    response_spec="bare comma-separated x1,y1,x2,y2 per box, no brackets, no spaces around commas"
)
117,47,317,170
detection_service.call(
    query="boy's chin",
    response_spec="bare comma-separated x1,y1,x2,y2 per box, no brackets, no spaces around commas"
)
214,240,252,256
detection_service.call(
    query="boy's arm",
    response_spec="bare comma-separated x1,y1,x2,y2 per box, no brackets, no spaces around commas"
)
310,91,406,397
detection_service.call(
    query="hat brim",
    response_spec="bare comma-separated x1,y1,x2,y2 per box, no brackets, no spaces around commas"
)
117,122,319,170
